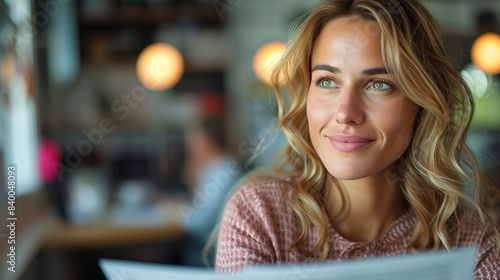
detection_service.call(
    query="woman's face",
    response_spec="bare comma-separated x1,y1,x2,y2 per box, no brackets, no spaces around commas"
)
307,17,419,181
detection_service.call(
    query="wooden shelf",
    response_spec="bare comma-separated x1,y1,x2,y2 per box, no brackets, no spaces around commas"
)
79,6,222,26
43,220,184,250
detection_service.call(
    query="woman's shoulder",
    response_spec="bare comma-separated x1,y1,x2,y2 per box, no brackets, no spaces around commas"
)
218,176,297,243
220,176,296,221
453,206,499,247
228,176,293,206
452,207,500,277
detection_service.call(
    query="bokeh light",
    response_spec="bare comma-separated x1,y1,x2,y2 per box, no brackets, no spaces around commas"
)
1,53,16,87
461,64,490,100
136,43,184,91
471,32,500,75
253,41,287,85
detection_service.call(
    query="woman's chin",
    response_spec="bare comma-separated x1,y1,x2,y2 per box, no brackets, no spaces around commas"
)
326,168,368,181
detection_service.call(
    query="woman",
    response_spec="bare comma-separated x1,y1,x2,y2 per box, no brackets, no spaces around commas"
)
215,0,500,278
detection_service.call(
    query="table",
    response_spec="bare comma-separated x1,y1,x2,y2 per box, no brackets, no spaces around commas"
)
43,199,186,250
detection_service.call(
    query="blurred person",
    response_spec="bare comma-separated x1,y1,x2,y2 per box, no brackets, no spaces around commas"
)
180,116,242,266
213,0,500,278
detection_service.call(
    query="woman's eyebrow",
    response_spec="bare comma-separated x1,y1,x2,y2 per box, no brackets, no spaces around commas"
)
362,67,389,75
311,64,340,73
311,65,389,76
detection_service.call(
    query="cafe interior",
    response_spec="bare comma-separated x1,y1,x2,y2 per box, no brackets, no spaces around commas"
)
0,0,499,279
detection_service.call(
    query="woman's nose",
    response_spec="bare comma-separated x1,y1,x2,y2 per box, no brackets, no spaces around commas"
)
335,86,364,125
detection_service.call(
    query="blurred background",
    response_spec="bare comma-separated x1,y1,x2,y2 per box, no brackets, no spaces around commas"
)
0,0,499,279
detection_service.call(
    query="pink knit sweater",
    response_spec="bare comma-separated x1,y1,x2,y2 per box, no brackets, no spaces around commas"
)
216,179,500,279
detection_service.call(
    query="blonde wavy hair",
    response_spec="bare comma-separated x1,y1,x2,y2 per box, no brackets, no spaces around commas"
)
205,0,499,265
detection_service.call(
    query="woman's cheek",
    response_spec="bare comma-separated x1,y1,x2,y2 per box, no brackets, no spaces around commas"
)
307,91,335,129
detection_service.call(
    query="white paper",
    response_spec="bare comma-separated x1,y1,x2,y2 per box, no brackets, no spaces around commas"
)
100,247,477,280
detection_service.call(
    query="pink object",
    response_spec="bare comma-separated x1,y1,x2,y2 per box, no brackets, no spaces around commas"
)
216,180,500,279
39,140,62,182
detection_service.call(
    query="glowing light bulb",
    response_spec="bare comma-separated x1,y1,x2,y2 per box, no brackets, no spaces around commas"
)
253,42,287,85
136,43,184,90
471,32,500,75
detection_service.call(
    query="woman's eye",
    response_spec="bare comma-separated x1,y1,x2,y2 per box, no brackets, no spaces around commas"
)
317,78,338,88
369,80,393,91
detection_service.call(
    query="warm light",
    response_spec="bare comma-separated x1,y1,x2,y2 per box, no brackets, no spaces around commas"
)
253,42,287,85
1,53,16,87
136,43,184,90
471,32,500,75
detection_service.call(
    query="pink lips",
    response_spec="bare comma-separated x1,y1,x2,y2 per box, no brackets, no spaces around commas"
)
329,135,374,152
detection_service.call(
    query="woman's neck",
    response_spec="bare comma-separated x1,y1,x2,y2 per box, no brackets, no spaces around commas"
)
324,165,407,242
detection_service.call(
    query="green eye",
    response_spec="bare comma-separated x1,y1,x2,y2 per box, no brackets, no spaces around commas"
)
318,79,337,88
321,80,332,87
371,81,392,90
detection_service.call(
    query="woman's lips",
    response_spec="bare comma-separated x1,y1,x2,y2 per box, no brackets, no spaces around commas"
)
329,136,374,152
